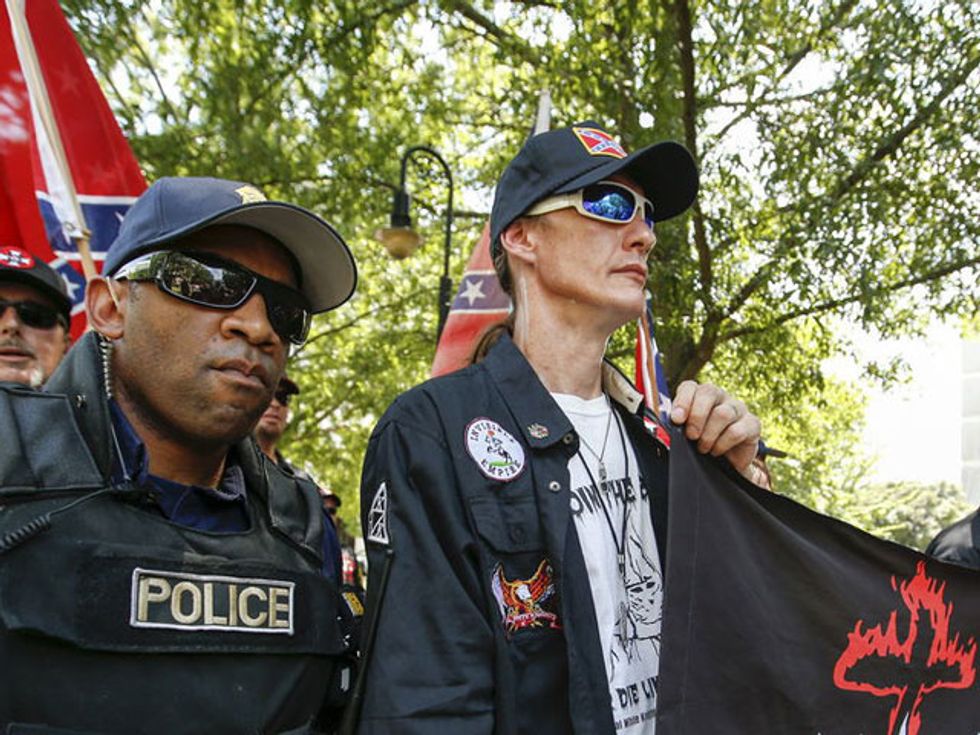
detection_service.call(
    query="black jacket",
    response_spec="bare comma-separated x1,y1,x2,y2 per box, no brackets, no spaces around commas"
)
357,334,668,735
0,333,352,734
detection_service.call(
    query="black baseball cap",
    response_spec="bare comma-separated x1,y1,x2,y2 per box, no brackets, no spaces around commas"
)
490,121,699,255
0,246,71,321
104,177,357,313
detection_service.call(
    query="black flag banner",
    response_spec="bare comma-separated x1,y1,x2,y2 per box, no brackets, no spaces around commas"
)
657,432,980,735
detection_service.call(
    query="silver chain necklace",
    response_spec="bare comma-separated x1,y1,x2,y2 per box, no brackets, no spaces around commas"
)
576,405,631,579
577,395,613,482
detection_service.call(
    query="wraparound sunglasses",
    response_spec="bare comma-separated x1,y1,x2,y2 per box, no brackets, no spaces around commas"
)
113,250,312,345
527,180,655,229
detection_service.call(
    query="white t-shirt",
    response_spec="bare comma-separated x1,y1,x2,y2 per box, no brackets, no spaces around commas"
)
552,392,663,735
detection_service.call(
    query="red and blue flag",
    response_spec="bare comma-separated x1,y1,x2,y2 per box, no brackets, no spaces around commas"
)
0,0,146,336
431,224,510,377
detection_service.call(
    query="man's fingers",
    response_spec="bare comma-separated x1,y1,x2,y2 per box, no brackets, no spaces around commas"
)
669,379,766,489
670,380,698,423
696,399,743,452
709,414,761,461
683,385,727,440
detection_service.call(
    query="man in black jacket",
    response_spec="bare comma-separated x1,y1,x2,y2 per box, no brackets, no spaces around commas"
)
356,123,766,734
0,177,357,733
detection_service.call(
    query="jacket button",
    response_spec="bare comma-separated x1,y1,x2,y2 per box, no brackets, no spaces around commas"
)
73,394,87,409
561,433,575,445
548,481,561,493
510,526,526,543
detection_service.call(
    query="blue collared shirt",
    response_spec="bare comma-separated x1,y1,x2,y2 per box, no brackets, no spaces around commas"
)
108,401,340,581
108,400,252,533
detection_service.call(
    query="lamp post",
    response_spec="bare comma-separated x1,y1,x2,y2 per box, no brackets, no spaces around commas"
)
375,145,454,341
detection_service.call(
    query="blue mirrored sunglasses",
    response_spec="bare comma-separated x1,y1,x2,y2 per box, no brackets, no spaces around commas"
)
526,180,655,228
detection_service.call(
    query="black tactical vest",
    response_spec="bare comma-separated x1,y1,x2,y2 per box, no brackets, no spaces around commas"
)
0,339,352,734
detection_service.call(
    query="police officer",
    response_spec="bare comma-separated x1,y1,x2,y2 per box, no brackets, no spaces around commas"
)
0,177,357,733
0,247,71,386
355,122,765,734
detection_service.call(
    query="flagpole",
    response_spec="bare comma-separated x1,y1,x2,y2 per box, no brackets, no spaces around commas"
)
6,0,98,281
639,309,663,418
532,89,552,136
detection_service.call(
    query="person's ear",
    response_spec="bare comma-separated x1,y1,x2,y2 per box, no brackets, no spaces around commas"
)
500,217,539,268
86,277,127,340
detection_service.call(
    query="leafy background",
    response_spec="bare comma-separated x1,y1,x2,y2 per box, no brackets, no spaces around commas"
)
63,0,979,545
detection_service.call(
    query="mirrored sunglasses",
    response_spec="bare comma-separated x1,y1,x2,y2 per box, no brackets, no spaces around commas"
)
527,180,655,229
0,299,66,330
114,250,312,346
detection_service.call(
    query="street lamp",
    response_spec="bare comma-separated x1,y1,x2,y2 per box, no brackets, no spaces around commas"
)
375,145,454,341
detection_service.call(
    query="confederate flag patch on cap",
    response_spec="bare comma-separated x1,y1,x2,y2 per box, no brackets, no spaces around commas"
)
572,127,628,159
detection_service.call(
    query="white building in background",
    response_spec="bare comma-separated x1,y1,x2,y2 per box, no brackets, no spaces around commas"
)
965,339,980,505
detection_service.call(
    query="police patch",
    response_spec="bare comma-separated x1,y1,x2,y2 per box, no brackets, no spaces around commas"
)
0,246,35,270
343,591,364,617
491,559,561,634
465,418,526,481
366,482,389,546
572,127,628,159
130,568,294,634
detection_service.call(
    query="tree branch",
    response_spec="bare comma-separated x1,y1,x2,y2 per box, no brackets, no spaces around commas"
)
243,0,420,118
829,52,980,202
127,6,190,130
672,0,714,312
301,287,433,348
708,0,860,143
719,255,980,342
721,52,979,321
442,0,541,66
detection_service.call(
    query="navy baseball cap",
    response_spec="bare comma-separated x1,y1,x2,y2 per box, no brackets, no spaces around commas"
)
0,246,71,321
104,177,357,313
490,121,699,255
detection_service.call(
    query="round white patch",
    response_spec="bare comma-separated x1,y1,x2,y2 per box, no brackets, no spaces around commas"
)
465,418,526,481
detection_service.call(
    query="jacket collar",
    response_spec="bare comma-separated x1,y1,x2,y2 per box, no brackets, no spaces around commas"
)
482,332,644,448
41,333,322,557
44,331,115,477
43,332,269,499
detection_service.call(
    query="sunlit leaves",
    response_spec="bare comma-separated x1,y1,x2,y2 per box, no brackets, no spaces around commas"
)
64,0,979,532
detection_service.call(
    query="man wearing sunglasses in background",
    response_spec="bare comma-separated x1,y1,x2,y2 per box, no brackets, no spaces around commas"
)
255,373,304,471
0,177,358,733
0,247,71,387
355,123,767,735
254,374,345,585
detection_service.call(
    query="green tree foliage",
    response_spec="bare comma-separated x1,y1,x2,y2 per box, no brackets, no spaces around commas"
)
62,0,979,532
833,481,972,551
